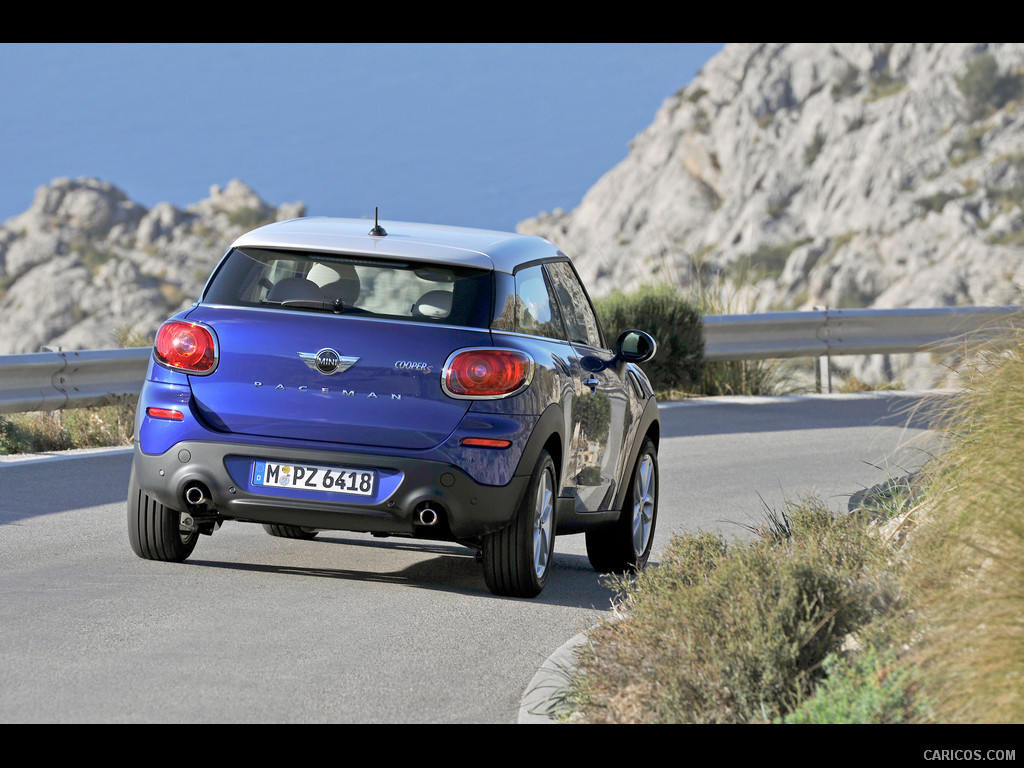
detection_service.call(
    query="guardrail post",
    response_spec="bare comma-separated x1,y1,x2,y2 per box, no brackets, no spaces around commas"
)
813,306,830,393
814,355,833,393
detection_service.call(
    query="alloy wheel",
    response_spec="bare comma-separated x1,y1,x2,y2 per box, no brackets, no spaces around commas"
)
533,467,555,580
632,453,656,557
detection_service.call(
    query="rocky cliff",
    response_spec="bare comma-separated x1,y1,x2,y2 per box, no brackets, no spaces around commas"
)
519,43,1024,386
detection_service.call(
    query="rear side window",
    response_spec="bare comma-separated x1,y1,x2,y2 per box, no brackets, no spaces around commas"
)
512,264,565,340
203,247,493,328
544,261,604,348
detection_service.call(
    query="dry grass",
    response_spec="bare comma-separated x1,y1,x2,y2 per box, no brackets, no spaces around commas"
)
0,399,136,455
900,340,1024,724
685,261,799,397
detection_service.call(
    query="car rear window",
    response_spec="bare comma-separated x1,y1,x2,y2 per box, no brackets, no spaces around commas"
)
202,247,493,328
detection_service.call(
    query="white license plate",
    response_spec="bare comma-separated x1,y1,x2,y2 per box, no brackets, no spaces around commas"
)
252,460,375,496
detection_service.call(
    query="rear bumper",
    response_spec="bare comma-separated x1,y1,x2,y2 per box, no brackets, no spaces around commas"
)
132,439,530,540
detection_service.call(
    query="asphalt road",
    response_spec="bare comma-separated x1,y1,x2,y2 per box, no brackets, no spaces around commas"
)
0,391,945,723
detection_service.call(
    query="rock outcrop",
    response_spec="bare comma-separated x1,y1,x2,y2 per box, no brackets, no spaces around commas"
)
518,43,1024,387
0,178,304,354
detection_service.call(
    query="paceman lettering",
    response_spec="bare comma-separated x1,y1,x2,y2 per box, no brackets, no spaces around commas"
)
253,382,402,399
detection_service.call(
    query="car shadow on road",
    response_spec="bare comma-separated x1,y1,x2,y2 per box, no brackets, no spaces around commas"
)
184,535,621,610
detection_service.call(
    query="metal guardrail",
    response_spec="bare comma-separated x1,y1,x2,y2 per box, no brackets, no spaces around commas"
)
0,347,150,414
702,305,1022,361
0,306,1020,414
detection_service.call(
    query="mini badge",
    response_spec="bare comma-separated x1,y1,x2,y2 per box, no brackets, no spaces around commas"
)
298,348,359,375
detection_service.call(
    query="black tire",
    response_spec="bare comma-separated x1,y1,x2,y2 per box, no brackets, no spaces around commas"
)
262,524,319,540
482,450,556,598
586,437,658,573
127,467,199,562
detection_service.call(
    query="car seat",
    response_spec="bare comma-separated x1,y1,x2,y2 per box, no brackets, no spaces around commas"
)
412,289,453,319
267,277,324,304
312,264,361,306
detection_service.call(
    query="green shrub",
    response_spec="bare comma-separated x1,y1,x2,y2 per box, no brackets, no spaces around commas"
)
779,649,929,724
745,239,811,280
831,64,862,99
866,69,905,101
594,284,704,393
957,53,1024,121
804,131,827,166
949,124,988,166
226,207,274,230
915,190,963,215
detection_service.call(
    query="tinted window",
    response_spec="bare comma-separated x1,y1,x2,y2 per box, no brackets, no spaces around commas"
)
545,261,604,348
203,247,493,328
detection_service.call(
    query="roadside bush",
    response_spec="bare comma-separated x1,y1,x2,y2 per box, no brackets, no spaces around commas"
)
594,283,704,393
567,501,903,723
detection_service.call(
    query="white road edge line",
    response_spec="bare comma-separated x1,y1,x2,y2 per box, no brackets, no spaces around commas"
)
0,445,133,465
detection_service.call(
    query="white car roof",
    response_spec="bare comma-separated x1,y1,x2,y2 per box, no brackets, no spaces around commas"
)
230,217,564,274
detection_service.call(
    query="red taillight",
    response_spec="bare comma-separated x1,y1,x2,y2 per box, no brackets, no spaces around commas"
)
443,349,533,398
154,321,218,374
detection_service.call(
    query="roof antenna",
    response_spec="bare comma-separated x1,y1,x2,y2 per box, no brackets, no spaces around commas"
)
368,207,387,237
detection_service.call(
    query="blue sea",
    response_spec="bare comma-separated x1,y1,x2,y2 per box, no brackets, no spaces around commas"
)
0,43,722,233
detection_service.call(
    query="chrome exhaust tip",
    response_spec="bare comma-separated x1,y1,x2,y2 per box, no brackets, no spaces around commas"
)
184,483,208,508
417,507,439,526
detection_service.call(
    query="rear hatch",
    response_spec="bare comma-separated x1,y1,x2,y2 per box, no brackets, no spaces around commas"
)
184,305,482,450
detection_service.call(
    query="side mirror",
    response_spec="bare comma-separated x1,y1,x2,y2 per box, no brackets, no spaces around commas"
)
616,329,657,364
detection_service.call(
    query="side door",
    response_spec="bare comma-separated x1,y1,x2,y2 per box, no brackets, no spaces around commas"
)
543,260,631,513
